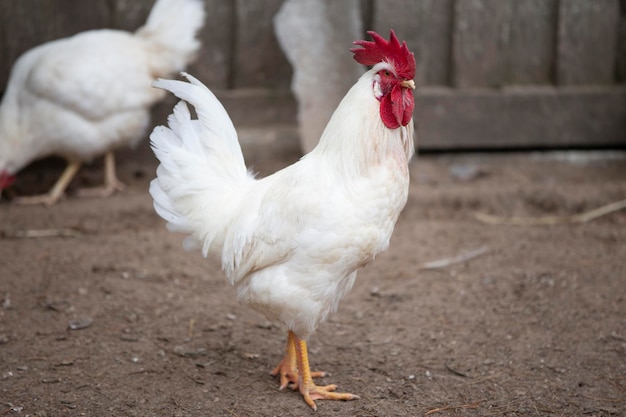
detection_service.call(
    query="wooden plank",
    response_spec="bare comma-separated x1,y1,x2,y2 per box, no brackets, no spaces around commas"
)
0,0,111,90
187,0,234,89
557,0,620,85
43,0,112,34
232,0,291,89
452,0,513,88
508,0,557,84
421,0,453,86
414,86,626,149
217,89,296,127
0,1,46,88
373,0,453,86
359,0,374,33
110,0,154,31
613,1,626,83
155,86,626,151
157,88,626,157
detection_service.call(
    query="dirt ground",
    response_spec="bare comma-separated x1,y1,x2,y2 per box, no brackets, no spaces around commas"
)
1,143,625,417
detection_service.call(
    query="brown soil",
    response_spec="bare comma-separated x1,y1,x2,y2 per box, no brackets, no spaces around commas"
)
1,144,625,416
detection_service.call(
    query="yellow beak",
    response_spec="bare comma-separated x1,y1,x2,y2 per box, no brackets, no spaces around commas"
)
400,79,415,90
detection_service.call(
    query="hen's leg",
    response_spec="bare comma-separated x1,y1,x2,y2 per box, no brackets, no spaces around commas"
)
271,331,326,390
77,151,125,198
293,333,358,410
271,331,299,389
14,161,81,206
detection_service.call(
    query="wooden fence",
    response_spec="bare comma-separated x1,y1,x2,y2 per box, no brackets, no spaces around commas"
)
1,0,624,150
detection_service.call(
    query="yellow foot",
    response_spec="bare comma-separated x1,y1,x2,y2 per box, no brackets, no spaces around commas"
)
272,362,327,391
271,356,299,390
272,331,326,390
300,382,359,411
292,332,359,410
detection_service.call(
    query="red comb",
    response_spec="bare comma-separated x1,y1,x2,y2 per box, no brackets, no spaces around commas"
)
351,30,415,80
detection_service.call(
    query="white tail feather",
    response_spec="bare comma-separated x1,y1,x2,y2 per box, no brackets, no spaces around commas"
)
149,74,255,259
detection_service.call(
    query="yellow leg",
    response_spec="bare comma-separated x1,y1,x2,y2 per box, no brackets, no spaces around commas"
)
293,333,358,411
15,161,81,206
271,331,326,390
77,151,125,198
271,331,299,389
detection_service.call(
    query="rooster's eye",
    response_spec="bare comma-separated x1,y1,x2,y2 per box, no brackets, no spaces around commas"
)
383,71,390,77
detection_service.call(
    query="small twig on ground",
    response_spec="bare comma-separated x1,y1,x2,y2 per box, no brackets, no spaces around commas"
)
445,362,470,378
474,198,626,226
465,371,503,385
1,228,83,238
580,394,625,403
188,318,195,338
128,368,157,376
417,247,489,270
609,377,626,393
425,401,481,415
223,405,241,417
186,374,205,385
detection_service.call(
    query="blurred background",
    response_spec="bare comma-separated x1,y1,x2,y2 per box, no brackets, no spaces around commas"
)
0,0,624,154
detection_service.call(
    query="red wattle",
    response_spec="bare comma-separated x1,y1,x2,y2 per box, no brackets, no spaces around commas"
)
401,88,414,126
380,93,400,129
379,84,414,129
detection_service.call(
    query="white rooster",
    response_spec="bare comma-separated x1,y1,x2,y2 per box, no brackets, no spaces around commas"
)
150,30,415,410
0,0,205,205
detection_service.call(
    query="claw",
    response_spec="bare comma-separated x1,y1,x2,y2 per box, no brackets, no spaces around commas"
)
302,383,359,411
293,333,359,410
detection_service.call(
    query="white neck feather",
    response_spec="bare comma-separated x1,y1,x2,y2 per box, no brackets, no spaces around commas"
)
309,68,414,178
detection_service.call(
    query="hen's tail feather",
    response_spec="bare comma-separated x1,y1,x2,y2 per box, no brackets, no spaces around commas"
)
153,73,247,176
149,73,255,259
136,0,205,76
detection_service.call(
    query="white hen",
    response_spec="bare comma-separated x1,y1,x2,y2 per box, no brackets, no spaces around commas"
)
150,31,416,410
0,0,205,205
